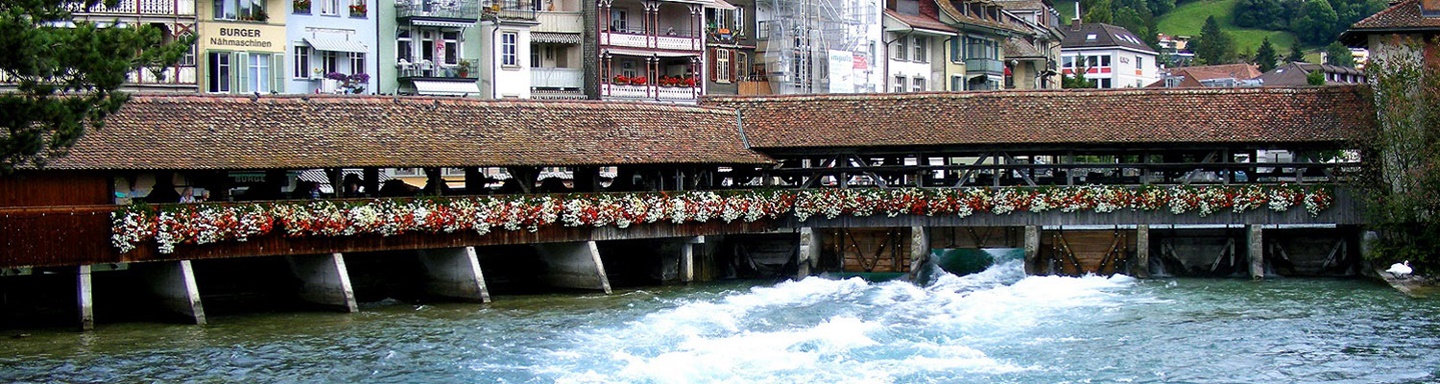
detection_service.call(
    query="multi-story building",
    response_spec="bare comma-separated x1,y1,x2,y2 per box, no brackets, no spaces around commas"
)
1060,20,1158,89
529,0,587,99
996,0,1063,89
883,6,955,92
704,0,756,95
931,0,1026,90
478,0,539,99
61,0,203,92
199,0,290,94
286,0,378,94
754,0,885,94
597,0,717,102
376,0,482,96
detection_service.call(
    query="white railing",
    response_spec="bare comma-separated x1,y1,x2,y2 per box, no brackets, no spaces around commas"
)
531,67,583,89
535,11,583,34
124,66,198,85
655,35,700,51
656,86,699,100
604,33,648,48
603,84,649,98
530,90,585,100
76,0,196,16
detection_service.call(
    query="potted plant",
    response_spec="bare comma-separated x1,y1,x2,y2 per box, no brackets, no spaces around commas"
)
346,73,370,93
683,77,696,87
348,2,366,17
293,0,311,13
613,74,629,84
630,76,648,85
457,59,472,77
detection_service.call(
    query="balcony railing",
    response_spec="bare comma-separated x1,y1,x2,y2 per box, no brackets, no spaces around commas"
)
396,0,481,21
482,0,536,20
68,0,196,16
535,11,583,33
601,31,702,52
602,84,700,101
397,62,472,79
531,67,583,89
965,58,1005,75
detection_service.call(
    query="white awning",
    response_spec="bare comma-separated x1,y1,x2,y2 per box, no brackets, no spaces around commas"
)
410,19,474,28
707,0,737,9
413,80,480,96
303,37,368,53
532,32,582,44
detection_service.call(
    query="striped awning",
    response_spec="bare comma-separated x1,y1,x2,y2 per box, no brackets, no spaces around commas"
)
413,80,480,96
532,32,582,44
410,19,475,28
303,37,368,53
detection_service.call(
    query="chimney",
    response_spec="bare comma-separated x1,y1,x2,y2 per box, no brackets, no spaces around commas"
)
1424,0,1440,17
1071,2,1082,30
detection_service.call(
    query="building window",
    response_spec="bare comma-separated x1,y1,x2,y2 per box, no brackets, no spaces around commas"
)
501,32,518,67
734,8,743,30
348,52,365,75
294,46,310,78
1135,56,1143,71
1099,55,1112,67
321,0,340,15
322,50,339,75
894,75,905,92
1099,78,1112,88
949,38,960,62
716,49,731,82
207,52,231,92
913,36,928,63
912,76,924,92
180,36,197,66
757,20,769,40
397,30,413,63
247,53,271,93
531,46,541,67
443,31,459,65
213,0,267,21
892,36,908,61
611,9,628,32
737,52,749,80
951,75,963,90
421,31,435,63
1062,56,1074,69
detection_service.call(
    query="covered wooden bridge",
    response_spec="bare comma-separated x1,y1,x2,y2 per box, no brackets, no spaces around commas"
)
0,86,1375,329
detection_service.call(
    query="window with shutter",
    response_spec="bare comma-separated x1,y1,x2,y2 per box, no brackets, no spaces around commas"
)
708,48,717,82
271,54,285,93
232,52,249,94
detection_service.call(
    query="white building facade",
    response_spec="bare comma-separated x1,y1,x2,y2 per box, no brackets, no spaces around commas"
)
1059,22,1157,89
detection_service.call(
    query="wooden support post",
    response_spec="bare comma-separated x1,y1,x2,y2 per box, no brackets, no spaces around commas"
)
464,168,485,194
363,168,380,197
1248,225,1265,280
1024,226,1041,275
77,265,93,331
1134,225,1151,278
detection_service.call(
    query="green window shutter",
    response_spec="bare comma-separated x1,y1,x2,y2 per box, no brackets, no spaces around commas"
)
271,54,285,93
228,52,241,93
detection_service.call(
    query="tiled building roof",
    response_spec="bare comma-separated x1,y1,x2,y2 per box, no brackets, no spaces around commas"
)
885,9,958,34
704,87,1373,149
1062,22,1157,53
933,0,1026,33
48,95,773,170
1341,0,1440,43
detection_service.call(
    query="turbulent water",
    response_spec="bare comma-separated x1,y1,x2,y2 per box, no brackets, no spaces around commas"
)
3,258,1440,383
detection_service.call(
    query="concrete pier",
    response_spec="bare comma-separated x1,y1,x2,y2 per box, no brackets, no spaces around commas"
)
535,241,612,294
1023,226,1041,275
418,247,490,303
1248,225,1265,280
139,260,206,324
681,236,704,283
908,226,929,280
77,265,93,331
1134,225,1151,278
287,253,358,312
798,227,822,278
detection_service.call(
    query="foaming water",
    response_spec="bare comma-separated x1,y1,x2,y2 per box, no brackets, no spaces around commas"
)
3,261,1439,383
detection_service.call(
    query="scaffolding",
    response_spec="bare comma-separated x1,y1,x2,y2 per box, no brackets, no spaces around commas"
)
756,0,883,94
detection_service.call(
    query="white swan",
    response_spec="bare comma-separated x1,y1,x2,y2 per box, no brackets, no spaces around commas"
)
1385,260,1413,279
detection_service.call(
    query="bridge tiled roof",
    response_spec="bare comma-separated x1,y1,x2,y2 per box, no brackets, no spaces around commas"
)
704,87,1374,150
49,95,773,170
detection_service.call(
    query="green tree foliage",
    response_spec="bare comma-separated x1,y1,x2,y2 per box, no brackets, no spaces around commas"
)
1324,41,1356,67
1234,0,1289,30
1306,69,1326,85
1362,36,1440,273
1288,44,1308,63
1063,58,1098,88
0,0,192,173
1084,0,1115,23
1147,0,1175,16
1291,0,1341,45
1255,37,1279,72
1191,16,1235,64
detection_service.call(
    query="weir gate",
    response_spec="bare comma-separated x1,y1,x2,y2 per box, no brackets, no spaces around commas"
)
0,87,1374,329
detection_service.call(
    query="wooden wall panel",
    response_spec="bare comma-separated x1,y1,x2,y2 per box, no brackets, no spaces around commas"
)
1040,230,1137,276
0,171,111,207
822,228,911,273
0,206,119,267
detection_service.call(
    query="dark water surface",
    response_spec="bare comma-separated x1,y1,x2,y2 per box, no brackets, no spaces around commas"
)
3,260,1439,383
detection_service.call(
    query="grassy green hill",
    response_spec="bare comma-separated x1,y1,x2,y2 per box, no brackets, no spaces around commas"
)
1156,0,1302,54
1056,0,1311,59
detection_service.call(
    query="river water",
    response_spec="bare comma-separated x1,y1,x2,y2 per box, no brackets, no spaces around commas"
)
3,258,1439,383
